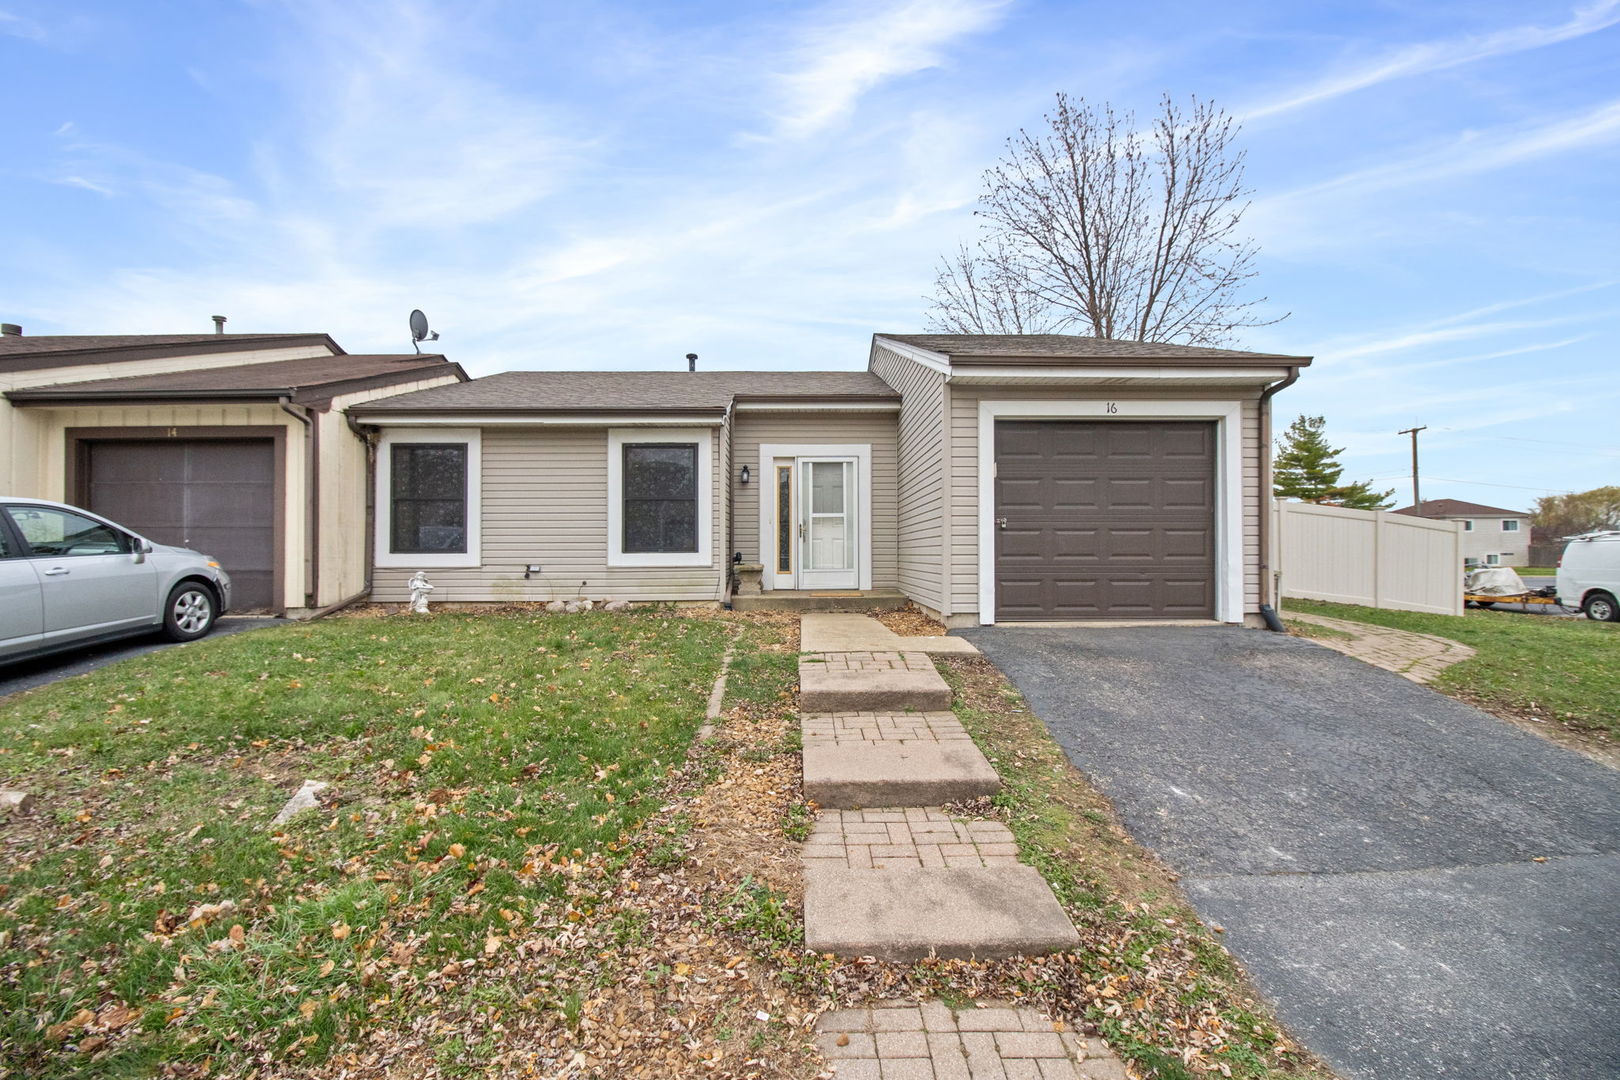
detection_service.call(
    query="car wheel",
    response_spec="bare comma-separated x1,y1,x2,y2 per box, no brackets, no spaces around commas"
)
1584,592,1619,622
163,582,218,642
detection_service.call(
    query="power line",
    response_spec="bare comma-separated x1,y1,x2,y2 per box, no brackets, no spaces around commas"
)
1390,475,1576,494
1474,434,1620,450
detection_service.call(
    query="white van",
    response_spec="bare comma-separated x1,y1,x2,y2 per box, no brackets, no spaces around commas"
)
1556,531,1620,621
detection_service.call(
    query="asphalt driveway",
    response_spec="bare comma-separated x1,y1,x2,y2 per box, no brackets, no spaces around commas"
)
959,625,1620,1080
0,616,286,698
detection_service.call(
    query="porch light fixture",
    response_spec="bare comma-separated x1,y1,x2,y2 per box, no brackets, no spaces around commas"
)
739,465,751,485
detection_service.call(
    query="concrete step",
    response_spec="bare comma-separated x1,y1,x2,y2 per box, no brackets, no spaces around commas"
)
800,613,979,655
799,653,952,713
804,742,1000,808
732,590,907,613
804,865,1079,961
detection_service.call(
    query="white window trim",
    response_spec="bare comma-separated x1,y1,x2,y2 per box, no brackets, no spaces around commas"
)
1463,520,1474,531
375,427,482,569
755,443,874,592
1502,519,1520,532
608,427,713,568
976,399,1245,625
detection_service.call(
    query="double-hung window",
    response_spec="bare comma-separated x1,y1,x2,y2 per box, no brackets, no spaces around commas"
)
608,428,712,567
1502,519,1520,532
376,429,481,568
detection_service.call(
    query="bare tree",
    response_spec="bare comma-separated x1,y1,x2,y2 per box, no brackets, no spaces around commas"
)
925,240,1060,334
926,93,1282,345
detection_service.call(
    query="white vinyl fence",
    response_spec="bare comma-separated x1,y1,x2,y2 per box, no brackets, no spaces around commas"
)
1274,500,1464,616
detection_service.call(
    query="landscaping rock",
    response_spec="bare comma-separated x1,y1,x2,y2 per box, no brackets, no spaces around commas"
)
270,780,329,826
0,790,35,815
545,600,567,613
603,599,631,612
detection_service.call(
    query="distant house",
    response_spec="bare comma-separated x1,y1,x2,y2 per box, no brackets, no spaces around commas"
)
0,324,465,612
1392,498,1530,566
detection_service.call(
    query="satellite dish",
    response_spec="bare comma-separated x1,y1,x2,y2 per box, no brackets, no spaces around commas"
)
409,309,430,344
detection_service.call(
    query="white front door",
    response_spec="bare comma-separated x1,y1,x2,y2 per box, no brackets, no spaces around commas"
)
771,456,859,590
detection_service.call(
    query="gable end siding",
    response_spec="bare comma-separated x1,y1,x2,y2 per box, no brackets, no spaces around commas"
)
868,344,947,612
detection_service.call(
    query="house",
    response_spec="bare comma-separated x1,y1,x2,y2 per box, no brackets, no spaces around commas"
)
0,323,465,612
1392,498,1530,566
349,333,1311,625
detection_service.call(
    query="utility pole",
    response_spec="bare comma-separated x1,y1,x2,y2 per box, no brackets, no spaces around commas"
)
1399,426,1427,513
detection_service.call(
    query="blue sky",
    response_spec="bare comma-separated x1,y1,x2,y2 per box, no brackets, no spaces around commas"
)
3,0,1617,511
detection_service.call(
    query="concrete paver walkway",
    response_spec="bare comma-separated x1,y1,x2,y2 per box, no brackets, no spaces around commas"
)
802,711,1000,808
798,616,1111,1076
800,652,955,712
1286,610,1474,683
816,1001,1126,1080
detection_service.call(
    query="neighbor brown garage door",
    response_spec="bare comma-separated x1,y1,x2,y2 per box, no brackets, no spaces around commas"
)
84,440,277,611
994,420,1215,620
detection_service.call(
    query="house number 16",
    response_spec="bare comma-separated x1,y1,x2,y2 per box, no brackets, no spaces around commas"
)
1105,402,1118,414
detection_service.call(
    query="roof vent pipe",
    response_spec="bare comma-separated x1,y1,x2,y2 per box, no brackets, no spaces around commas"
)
686,352,697,372
212,315,227,334
0,323,20,336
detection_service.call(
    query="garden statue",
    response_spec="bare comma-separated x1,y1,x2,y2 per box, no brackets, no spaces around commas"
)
407,571,434,614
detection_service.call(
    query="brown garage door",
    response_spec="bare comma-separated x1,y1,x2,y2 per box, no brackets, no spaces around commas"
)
85,440,277,611
995,420,1215,620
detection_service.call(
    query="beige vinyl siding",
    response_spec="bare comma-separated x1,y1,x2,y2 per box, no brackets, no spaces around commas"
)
318,375,461,606
0,345,334,495
372,425,727,604
730,410,899,589
946,385,1267,619
867,345,947,610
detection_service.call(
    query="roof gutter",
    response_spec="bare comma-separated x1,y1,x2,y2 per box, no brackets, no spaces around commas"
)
1257,365,1303,628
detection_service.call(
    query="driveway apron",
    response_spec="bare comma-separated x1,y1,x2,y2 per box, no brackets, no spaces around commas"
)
959,625,1620,1080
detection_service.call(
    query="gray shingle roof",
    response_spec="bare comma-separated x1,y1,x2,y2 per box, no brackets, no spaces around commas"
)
6,355,462,405
877,333,1310,365
0,332,343,372
354,370,898,413
1393,499,1527,518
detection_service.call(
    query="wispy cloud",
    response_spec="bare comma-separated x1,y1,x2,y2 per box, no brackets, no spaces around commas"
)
1242,1,1620,121
758,0,1008,140
52,175,114,196
1281,98,1620,204
1324,317,1582,362
0,9,45,40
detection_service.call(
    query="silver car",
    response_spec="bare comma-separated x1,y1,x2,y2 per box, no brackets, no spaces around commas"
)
0,497,232,663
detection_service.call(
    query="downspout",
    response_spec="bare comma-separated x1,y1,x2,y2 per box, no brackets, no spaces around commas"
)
278,397,317,611
343,410,379,613
721,402,736,608
1256,366,1301,631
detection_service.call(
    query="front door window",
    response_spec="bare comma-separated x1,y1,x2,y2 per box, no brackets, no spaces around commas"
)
797,459,857,589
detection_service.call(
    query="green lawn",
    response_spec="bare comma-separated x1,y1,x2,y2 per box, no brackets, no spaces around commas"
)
1283,599,1619,737
0,612,731,1076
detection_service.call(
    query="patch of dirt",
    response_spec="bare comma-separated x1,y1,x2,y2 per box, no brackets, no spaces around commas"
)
874,605,948,637
1451,689,1620,771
